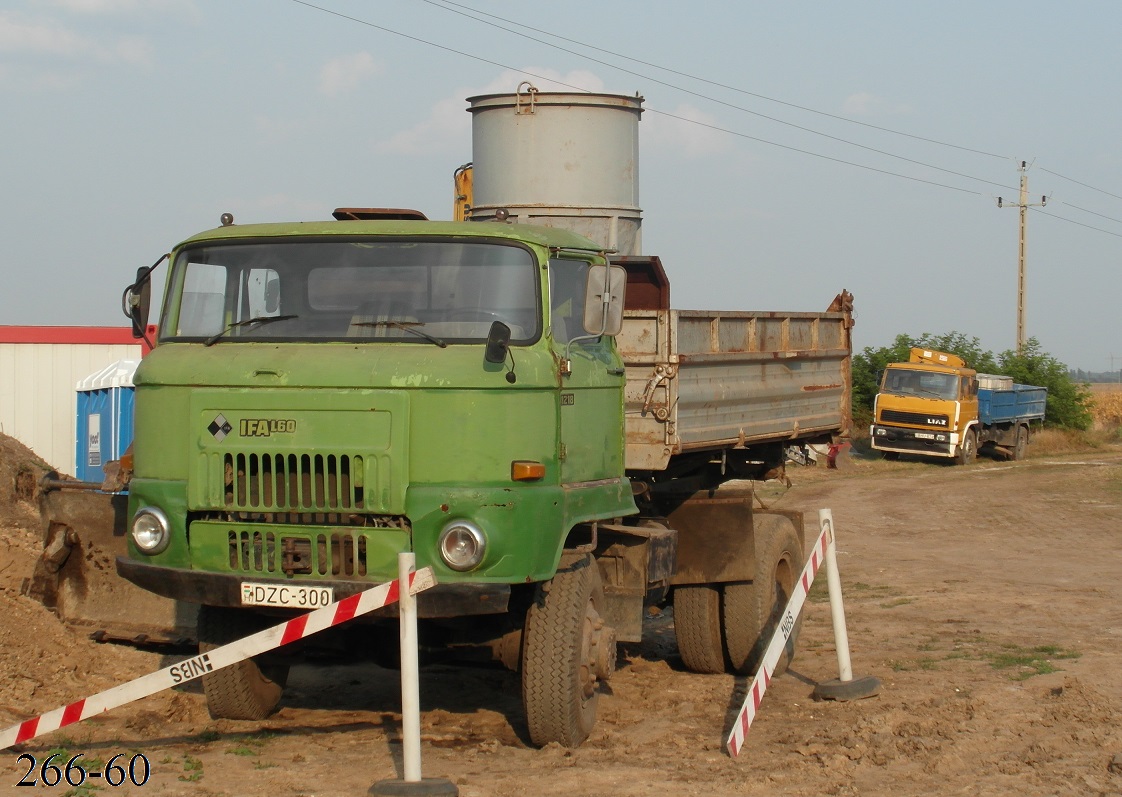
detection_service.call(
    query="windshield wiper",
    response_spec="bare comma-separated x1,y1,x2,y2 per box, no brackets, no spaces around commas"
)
353,320,447,348
204,314,299,346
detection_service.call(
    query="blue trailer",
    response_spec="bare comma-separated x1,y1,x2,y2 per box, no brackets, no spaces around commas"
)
975,375,1047,460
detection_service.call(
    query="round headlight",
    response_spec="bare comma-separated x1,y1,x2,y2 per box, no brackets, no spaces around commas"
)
132,507,170,555
438,521,486,572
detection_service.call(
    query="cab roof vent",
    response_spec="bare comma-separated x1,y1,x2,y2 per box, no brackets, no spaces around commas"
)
332,207,428,221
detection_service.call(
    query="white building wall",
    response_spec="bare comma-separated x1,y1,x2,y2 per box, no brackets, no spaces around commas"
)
0,342,143,476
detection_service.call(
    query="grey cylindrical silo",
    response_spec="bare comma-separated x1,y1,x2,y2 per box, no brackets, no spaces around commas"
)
466,87,644,256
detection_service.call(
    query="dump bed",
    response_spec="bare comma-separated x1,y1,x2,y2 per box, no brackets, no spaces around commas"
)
617,308,853,471
978,384,1047,426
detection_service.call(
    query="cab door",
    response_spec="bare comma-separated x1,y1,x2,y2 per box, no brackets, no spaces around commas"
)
548,258,627,486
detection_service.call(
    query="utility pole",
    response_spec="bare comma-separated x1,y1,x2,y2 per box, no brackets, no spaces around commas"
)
997,161,1047,353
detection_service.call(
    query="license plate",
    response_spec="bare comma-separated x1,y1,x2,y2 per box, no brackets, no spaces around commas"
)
914,432,935,439
240,582,334,609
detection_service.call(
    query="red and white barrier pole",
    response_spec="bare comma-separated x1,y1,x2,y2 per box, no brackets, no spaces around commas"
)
725,509,879,758
1,568,436,751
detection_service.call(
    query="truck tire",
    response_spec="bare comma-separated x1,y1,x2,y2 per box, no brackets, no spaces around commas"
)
1012,425,1029,461
955,429,977,466
722,515,802,676
197,605,289,721
673,585,725,674
522,554,613,748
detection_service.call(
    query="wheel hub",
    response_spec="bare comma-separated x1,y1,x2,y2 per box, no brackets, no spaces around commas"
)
581,602,616,698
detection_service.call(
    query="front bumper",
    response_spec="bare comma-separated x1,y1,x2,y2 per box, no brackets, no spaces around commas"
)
116,556,510,618
869,424,955,458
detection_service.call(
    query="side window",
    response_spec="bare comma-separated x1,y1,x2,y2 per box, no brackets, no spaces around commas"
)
549,259,590,344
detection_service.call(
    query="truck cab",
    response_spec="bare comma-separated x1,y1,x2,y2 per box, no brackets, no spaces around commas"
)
870,348,980,464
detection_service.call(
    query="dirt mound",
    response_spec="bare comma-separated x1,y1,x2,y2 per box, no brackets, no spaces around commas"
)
0,433,153,727
0,432,54,536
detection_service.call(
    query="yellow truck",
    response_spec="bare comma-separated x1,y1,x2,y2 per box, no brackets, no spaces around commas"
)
870,348,1047,464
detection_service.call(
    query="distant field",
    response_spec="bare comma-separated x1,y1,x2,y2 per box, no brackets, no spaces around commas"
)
1089,383,1122,427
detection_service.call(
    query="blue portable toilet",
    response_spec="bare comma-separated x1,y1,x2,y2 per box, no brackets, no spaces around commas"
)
75,359,138,484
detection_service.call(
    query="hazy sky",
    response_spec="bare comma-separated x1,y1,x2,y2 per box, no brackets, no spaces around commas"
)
3,0,1120,372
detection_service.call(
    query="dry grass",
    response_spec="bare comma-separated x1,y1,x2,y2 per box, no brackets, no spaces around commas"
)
1029,427,1116,456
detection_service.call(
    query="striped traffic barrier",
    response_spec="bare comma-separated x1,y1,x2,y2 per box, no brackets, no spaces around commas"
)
1,567,436,750
725,509,879,758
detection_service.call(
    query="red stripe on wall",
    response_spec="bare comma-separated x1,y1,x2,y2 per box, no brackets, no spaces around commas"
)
0,326,156,353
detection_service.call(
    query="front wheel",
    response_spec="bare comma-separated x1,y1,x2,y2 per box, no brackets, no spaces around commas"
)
197,605,289,721
522,555,614,748
955,429,978,466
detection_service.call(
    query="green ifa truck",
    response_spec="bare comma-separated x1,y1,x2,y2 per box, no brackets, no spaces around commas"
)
113,91,854,747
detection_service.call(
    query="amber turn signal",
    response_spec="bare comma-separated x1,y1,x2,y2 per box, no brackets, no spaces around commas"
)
511,460,546,481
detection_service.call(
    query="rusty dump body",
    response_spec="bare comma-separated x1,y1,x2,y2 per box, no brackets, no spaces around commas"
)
617,258,853,473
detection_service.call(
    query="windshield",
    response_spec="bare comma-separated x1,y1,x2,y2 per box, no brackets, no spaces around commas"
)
160,238,541,344
882,368,960,400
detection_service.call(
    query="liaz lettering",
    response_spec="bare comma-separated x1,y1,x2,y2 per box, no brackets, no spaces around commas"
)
926,418,948,426
169,652,214,684
239,418,297,437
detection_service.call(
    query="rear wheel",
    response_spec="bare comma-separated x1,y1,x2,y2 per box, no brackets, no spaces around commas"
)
522,555,614,748
197,605,289,721
1012,425,1029,461
673,585,725,674
722,515,803,676
955,429,978,466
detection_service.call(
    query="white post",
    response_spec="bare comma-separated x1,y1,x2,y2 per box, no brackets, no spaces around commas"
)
398,552,422,783
820,509,854,682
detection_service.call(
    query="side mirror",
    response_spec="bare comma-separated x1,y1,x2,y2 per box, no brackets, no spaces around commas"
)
484,320,512,364
123,266,152,338
582,264,626,337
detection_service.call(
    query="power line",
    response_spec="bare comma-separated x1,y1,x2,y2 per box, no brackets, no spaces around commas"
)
1038,166,1122,202
293,0,1122,229
417,0,1018,193
290,0,995,196
643,106,982,195
425,0,1010,161
1030,206,1122,238
429,0,1122,223
1059,201,1122,226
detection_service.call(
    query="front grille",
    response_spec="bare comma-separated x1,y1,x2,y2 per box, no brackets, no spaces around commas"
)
224,452,364,511
880,409,949,427
229,529,373,576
